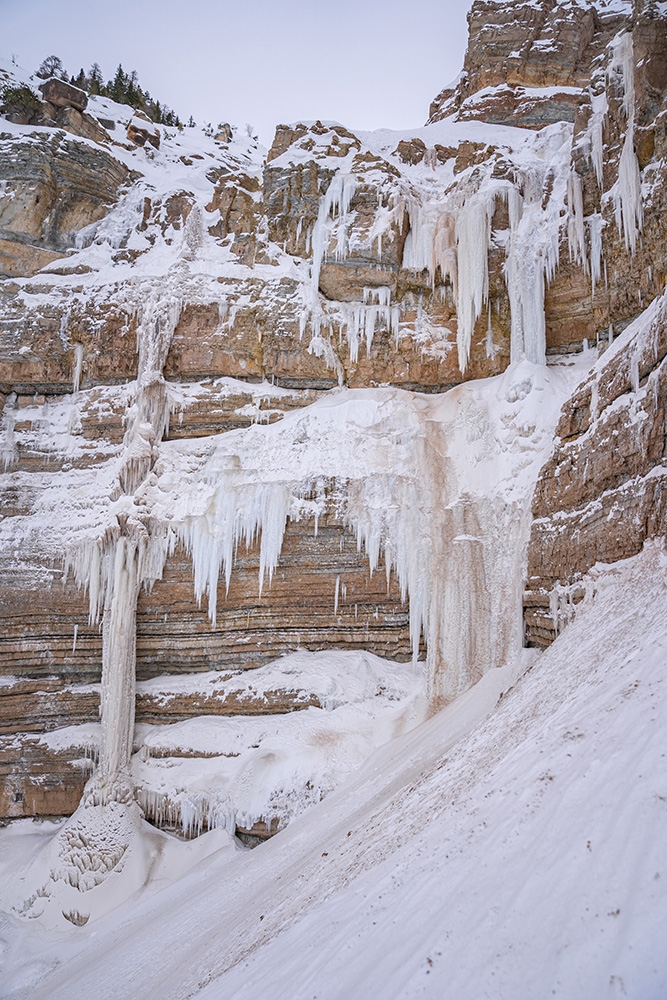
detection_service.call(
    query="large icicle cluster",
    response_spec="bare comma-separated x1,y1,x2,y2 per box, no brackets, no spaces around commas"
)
302,123,577,374
567,29,644,300
136,361,579,709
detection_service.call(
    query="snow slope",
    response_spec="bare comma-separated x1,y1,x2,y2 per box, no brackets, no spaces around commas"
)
2,543,665,999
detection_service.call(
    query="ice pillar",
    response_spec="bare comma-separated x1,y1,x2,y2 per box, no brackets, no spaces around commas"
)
85,529,140,805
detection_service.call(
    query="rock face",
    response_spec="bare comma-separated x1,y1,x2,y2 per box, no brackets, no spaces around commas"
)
429,0,628,126
1,0,666,825
0,131,133,254
38,78,88,112
524,292,667,646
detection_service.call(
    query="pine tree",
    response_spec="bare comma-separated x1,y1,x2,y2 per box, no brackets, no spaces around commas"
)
88,63,103,95
109,64,128,103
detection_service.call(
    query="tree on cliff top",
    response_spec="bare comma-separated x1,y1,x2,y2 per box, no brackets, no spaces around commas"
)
35,55,68,80
34,55,185,127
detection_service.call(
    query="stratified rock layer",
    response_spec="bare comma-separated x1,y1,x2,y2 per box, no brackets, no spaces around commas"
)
524,292,667,645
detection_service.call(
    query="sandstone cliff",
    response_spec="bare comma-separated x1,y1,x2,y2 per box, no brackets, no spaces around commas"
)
1,0,665,832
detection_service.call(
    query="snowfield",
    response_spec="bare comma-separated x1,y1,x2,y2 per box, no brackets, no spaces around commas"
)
2,543,666,999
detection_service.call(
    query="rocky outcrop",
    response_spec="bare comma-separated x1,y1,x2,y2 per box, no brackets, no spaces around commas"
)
428,0,628,126
0,130,133,254
38,78,88,112
524,292,667,646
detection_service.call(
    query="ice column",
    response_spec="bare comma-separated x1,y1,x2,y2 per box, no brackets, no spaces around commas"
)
90,532,139,804
68,518,171,805
455,192,493,373
504,178,558,366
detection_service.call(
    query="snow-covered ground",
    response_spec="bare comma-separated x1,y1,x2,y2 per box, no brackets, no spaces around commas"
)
1,543,666,999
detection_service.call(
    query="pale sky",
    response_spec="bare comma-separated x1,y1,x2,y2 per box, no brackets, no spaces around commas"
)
0,0,470,145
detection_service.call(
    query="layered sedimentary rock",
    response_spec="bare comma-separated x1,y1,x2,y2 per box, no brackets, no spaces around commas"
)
1,0,666,826
524,291,667,646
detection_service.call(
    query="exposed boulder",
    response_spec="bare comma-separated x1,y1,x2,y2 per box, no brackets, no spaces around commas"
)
127,115,160,149
38,77,88,112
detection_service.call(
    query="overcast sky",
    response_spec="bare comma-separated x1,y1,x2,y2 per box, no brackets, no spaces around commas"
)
1,0,470,144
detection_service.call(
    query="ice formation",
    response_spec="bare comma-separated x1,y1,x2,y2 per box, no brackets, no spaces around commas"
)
2,13,652,857
123,360,580,716
608,32,643,253
311,172,358,291
503,165,561,366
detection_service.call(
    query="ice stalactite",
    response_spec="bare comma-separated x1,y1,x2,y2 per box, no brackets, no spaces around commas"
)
586,89,608,188
608,32,643,254
119,290,182,494
338,287,401,362
1,392,18,470
455,192,494,373
308,333,345,384
589,213,604,296
503,173,560,367
567,170,588,274
72,343,84,395
401,201,458,292
177,480,293,626
311,173,358,291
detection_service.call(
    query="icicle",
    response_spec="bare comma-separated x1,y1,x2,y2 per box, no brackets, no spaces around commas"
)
401,202,457,292
308,334,344,385
502,153,563,368
455,192,493,373
587,89,608,188
336,287,399,362
608,32,643,254
58,309,71,350
311,173,357,291
614,126,643,254
1,392,18,470
72,343,84,395
486,304,496,360
589,213,604,297
334,575,340,614
567,171,587,273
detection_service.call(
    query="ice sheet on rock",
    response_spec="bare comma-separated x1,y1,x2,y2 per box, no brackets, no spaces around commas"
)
137,648,420,713
133,667,425,840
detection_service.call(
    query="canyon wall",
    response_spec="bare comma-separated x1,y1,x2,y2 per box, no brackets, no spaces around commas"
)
1,0,666,825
